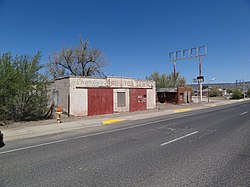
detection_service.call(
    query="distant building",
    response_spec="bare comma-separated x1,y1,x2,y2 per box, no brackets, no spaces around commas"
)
51,76,156,116
157,86,192,104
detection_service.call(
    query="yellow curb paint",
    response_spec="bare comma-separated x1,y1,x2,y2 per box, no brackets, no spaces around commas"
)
173,108,192,113
102,119,126,125
211,104,217,107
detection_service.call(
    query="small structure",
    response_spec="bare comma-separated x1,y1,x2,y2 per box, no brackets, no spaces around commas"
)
157,86,192,104
157,88,177,104
53,76,156,116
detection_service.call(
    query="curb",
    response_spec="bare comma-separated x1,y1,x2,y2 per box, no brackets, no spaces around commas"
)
102,119,126,125
173,108,192,113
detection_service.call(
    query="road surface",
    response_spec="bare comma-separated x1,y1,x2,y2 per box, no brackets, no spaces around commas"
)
1,101,250,186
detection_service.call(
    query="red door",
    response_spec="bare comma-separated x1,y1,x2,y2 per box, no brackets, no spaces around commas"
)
88,88,113,116
129,89,147,112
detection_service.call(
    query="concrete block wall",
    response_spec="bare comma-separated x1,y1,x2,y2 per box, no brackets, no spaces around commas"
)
55,78,70,113
147,88,156,109
70,88,88,116
55,76,156,116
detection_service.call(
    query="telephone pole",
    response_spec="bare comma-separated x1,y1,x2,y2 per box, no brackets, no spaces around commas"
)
169,46,207,103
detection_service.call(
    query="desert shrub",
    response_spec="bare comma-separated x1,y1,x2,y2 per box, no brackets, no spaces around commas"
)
0,52,49,121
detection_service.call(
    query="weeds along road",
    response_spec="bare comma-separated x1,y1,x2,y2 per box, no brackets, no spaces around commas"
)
1,101,250,187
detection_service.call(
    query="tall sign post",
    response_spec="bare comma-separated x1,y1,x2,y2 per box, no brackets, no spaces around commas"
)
169,46,207,103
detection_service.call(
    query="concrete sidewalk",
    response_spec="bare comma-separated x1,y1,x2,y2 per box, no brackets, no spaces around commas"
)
1,99,245,142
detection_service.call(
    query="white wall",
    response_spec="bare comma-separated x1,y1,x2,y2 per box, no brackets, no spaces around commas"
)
70,88,88,116
147,88,156,109
69,77,88,116
55,78,70,113
113,89,130,113
55,76,156,116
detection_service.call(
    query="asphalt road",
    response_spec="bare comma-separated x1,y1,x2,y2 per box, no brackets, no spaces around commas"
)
1,101,250,187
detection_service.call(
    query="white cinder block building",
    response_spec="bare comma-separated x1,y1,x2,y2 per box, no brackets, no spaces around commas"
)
53,76,156,116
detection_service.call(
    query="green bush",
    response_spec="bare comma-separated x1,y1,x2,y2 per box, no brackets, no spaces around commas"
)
247,89,250,98
0,52,49,121
231,89,243,99
209,87,220,97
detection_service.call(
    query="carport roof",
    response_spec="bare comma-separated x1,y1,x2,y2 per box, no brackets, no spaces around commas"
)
157,88,177,93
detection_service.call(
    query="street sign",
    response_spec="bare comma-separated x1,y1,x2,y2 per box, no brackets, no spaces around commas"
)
197,76,204,82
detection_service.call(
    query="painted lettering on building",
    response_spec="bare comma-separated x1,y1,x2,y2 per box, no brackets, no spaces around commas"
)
71,77,154,89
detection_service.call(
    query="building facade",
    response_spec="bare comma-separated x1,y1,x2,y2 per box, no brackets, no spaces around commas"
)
53,76,156,116
157,86,193,104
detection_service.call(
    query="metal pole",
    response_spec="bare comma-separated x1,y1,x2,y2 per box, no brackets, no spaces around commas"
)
199,57,203,103
243,64,245,99
208,82,210,103
173,61,176,78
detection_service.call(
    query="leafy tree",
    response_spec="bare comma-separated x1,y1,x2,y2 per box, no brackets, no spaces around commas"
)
209,87,221,97
146,72,163,89
231,88,243,99
226,88,233,94
202,85,208,90
47,37,107,79
0,53,15,120
146,72,186,90
0,52,49,121
247,88,250,98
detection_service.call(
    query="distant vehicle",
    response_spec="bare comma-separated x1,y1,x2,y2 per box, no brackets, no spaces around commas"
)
0,131,5,148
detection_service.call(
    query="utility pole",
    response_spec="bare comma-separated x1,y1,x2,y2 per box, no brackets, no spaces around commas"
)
173,61,176,79
169,46,207,103
242,62,250,99
199,57,203,103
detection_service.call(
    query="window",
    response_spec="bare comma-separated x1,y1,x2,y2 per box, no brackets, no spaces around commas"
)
117,92,126,107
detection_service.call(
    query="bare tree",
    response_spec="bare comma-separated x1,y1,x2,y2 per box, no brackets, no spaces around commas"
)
47,38,107,79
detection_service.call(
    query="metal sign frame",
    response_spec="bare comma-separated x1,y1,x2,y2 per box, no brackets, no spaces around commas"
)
169,45,207,103
169,46,207,62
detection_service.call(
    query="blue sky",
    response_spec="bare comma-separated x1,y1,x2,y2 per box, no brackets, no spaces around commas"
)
0,0,250,83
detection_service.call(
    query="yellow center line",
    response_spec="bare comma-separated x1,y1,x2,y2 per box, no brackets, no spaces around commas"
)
102,119,126,125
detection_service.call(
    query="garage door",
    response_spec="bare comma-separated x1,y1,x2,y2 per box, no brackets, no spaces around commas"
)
129,89,147,112
88,88,113,116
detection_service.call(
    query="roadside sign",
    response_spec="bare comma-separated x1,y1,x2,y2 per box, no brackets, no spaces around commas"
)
197,76,204,82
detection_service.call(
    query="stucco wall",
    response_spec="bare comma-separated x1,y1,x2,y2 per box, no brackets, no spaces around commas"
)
147,88,156,109
70,88,88,116
55,78,70,113
55,76,156,116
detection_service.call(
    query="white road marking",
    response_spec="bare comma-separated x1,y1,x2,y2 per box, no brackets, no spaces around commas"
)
240,111,248,116
167,128,175,131
236,125,245,133
160,131,199,146
198,129,217,139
